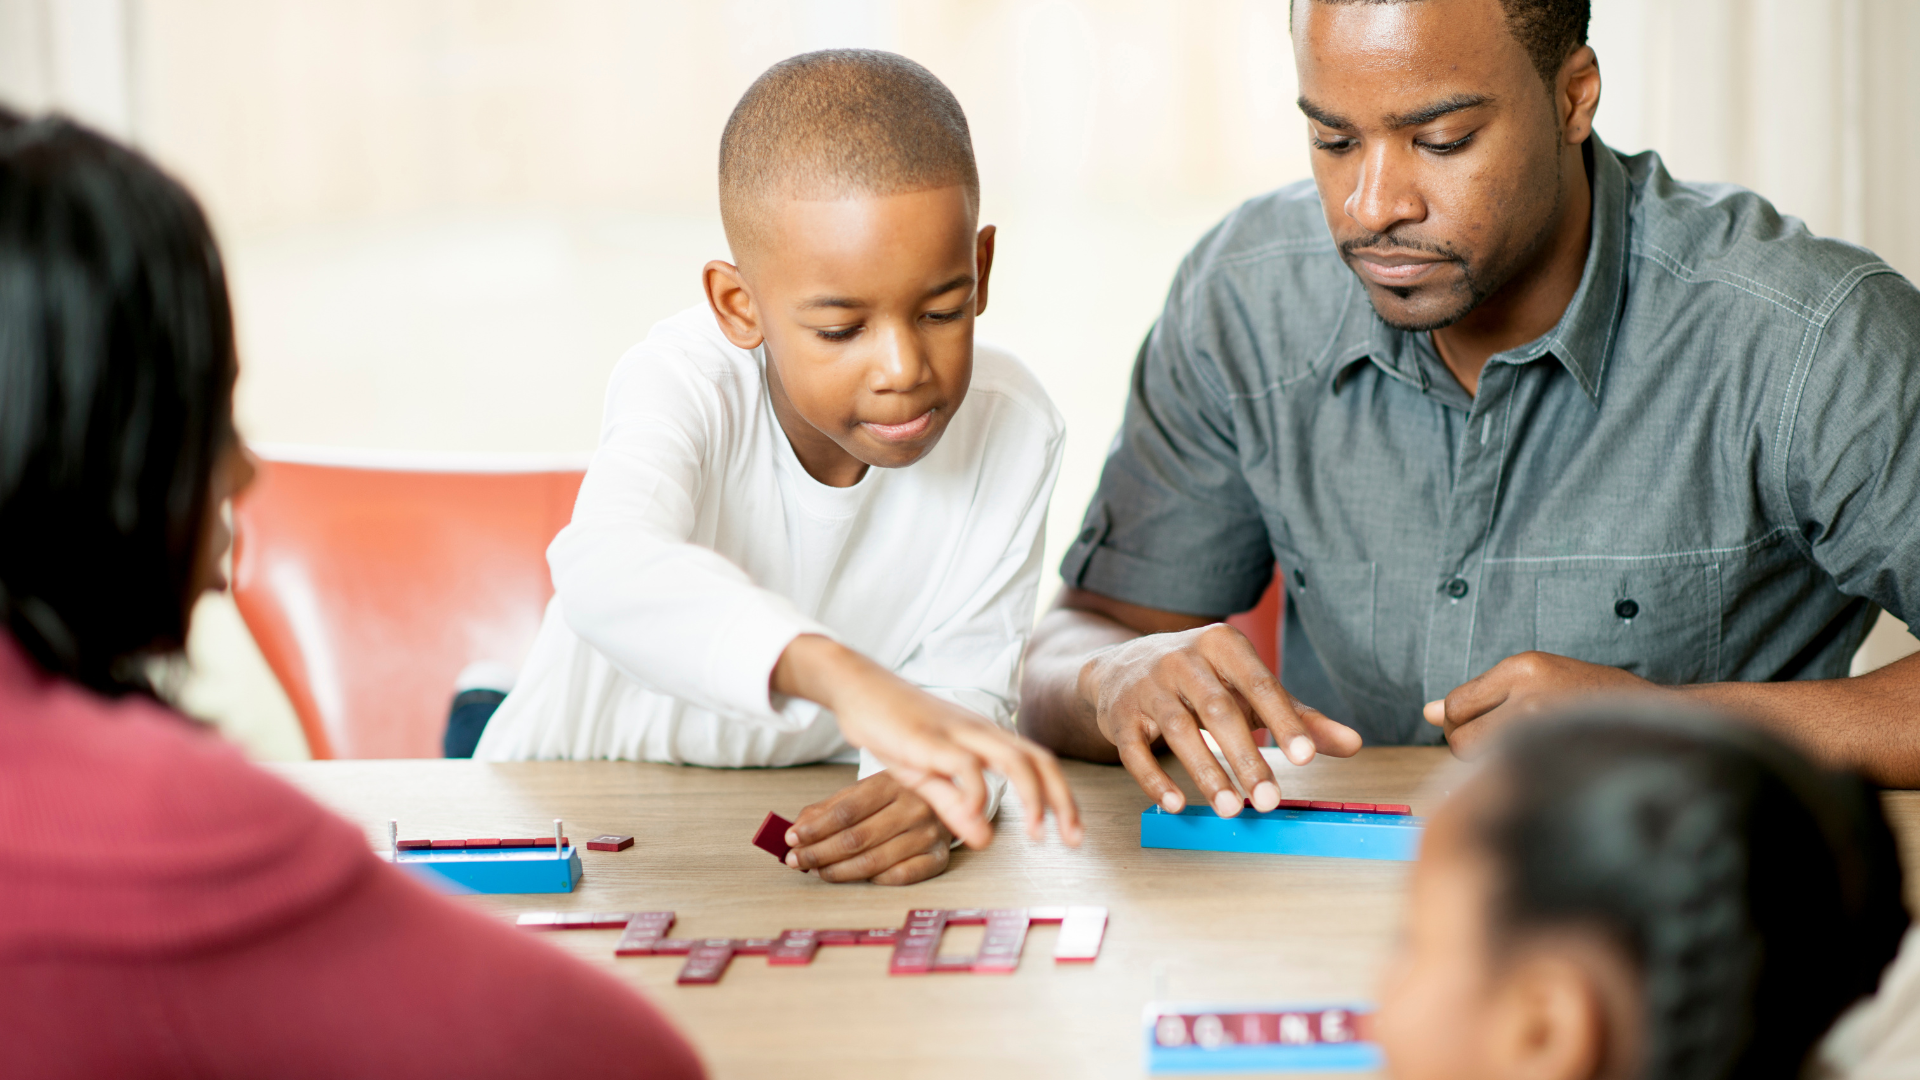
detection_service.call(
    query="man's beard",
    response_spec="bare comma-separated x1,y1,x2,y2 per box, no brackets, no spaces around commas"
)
1340,233,1491,333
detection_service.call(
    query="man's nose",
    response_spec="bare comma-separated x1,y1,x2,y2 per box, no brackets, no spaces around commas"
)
1343,144,1427,237
867,322,929,393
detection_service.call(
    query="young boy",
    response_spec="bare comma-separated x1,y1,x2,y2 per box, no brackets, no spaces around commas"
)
473,49,1081,883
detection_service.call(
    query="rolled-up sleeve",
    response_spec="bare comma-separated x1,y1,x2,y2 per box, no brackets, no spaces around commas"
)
1060,283,1275,617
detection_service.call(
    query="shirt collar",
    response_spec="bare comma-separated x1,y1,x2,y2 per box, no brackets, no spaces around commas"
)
1333,135,1629,404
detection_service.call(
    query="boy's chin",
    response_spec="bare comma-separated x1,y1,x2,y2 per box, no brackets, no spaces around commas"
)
848,430,944,470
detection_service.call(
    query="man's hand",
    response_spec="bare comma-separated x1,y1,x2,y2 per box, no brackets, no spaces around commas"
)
783,772,952,885
1424,651,1663,755
772,634,1082,851
1082,621,1363,817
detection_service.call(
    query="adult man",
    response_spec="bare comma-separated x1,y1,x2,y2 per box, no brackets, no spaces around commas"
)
1020,0,1920,816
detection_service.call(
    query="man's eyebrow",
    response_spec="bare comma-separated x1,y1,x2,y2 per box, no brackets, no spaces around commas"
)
1296,96,1352,129
1385,93,1493,129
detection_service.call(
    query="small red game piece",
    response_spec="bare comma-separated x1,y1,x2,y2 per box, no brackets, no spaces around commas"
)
676,944,735,985
769,930,820,965
856,928,898,945
1278,799,1313,810
816,929,859,945
586,834,634,852
429,839,466,849
464,838,501,848
527,836,571,848
1375,804,1413,816
734,937,776,955
1308,801,1344,812
397,839,431,850
1339,804,1377,813
651,938,695,955
751,812,795,863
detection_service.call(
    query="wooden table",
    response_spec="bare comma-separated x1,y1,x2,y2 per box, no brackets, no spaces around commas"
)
271,750,1920,1080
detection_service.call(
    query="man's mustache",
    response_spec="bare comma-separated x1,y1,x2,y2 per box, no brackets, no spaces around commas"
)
1339,233,1464,262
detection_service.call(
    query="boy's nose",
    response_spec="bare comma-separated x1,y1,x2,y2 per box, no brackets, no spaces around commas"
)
867,323,930,393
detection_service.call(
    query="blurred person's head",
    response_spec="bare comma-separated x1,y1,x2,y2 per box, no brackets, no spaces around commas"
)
703,49,991,488
1378,706,1908,1080
1291,0,1598,332
0,112,252,698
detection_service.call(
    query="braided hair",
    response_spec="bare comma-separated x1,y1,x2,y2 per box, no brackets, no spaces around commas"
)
1472,707,1908,1080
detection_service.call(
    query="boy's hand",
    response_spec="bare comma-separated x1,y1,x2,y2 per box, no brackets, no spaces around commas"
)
772,634,1083,851
784,773,952,884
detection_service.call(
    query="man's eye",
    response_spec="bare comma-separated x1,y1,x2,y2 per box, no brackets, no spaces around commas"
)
1418,134,1474,154
1310,135,1356,153
814,326,860,342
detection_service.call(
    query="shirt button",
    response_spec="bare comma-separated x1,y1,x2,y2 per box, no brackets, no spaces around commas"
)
1615,598,1639,619
1078,527,1096,543
1293,568,1306,588
1444,577,1470,599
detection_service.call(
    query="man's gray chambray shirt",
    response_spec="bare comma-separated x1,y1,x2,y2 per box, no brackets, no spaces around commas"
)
1061,136,1920,746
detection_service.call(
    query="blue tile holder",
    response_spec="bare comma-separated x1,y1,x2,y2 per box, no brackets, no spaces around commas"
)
1145,1002,1384,1074
1139,804,1423,861
387,819,582,894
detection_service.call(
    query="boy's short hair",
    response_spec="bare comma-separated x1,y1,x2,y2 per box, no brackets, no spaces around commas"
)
719,49,979,259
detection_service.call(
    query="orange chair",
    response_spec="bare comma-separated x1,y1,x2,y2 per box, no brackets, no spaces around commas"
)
230,447,587,759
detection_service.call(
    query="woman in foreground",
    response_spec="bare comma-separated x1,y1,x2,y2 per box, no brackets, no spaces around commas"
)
1377,705,1909,1080
0,113,703,1078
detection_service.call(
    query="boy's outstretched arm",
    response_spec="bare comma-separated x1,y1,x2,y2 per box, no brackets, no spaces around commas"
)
772,634,1083,850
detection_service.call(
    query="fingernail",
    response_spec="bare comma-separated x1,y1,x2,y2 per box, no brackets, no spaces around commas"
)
1252,781,1281,811
1423,701,1443,723
785,829,798,845
1212,789,1239,816
1161,791,1183,812
1287,735,1314,764
785,852,798,867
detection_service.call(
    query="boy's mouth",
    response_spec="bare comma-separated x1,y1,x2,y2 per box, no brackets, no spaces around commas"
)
861,410,934,442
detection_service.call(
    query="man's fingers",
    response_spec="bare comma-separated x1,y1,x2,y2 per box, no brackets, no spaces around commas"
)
1200,626,1318,767
1159,712,1245,818
1294,703,1363,758
1116,733,1186,813
1176,667,1279,811
1440,659,1518,734
869,849,950,886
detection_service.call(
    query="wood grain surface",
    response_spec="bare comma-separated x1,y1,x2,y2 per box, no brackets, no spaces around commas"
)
268,750,1920,1080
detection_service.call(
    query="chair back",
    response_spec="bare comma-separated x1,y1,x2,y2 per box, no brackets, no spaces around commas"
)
230,446,586,759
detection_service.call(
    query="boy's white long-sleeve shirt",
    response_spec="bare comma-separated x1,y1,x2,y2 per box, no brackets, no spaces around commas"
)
473,305,1064,796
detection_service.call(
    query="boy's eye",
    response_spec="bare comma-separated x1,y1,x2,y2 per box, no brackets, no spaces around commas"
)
814,326,860,342
924,308,965,324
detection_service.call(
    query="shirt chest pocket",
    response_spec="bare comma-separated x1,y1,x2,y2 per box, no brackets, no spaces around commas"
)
1533,564,1721,685
1277,552,1384,692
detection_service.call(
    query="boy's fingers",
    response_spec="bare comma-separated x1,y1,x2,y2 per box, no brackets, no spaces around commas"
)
1028,744,1083,845
817,827,949,884
905,773,993,849
791,797,919,869
790,778,892,846
869,849,950,886
953,726,1049,841
1116,731,1186,813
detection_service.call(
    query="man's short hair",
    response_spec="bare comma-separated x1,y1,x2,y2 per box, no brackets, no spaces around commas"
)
718,49,979,258
1301,0,1590,86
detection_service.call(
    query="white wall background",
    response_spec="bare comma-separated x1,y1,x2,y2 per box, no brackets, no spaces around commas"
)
3,0,1916,759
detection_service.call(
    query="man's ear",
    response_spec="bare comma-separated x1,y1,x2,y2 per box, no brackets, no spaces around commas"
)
704,259,764,350
1558,44,1601,146
1485,951,1611,1080
973,224,997,319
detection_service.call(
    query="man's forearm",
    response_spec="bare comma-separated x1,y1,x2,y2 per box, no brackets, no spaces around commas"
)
1018,606,1137,762
1681,651,1920,788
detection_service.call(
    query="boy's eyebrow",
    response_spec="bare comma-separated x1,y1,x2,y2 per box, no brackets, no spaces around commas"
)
797,274,976,312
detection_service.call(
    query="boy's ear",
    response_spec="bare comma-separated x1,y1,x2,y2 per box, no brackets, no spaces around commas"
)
973,224,997,319
704,259,765,350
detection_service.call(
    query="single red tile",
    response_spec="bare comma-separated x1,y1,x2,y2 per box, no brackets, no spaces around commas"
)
1339,804,1377,813
752,812,795,863
397,839,432,850
429,839,466,849
1375,804,1413,815
1307,801,1344,812
464,838,501,848
586,834,635,852
497,838,535,847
